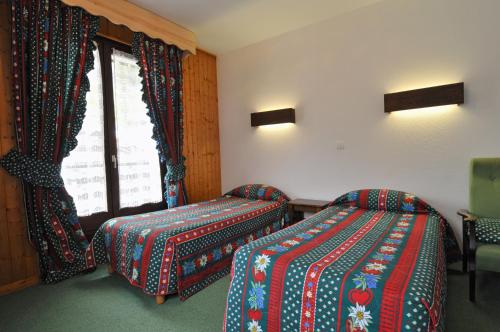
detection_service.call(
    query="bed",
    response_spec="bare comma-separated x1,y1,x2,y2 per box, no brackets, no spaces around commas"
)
84,184,289,302
223,189,459,332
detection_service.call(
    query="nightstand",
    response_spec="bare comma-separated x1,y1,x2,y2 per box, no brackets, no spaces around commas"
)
288,199,330,226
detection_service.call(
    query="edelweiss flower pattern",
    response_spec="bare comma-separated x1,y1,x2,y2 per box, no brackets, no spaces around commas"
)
224,189,459,332
225,243,234,254
348,303,373,330
87,186,288,300
182,221,281,278
247,320,263,332
345,213,414,331
255,254,271,272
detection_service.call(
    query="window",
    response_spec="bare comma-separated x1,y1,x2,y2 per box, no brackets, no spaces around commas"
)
62,44,107,217
62,37,165,236
111,48,163,208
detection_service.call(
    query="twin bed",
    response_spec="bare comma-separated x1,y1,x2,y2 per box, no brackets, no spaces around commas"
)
85,184,289,303
86,186,458,331
223,189,458,332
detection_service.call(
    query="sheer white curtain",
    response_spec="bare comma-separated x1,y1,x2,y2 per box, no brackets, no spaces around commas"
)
61,46,107,217
111,48,162,208
62,46,163,216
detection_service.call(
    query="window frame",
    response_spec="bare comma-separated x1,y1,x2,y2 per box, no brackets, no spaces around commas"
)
79,36,166,237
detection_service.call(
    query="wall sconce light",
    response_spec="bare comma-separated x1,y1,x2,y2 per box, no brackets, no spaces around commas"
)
384,82,464,113
251,108,296,127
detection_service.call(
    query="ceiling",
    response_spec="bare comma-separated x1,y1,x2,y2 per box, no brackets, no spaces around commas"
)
129,0,383,54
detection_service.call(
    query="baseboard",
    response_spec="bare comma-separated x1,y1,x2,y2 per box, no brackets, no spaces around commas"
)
0,275,39,295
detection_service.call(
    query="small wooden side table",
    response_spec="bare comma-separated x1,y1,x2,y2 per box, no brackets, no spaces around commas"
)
288,199,330,226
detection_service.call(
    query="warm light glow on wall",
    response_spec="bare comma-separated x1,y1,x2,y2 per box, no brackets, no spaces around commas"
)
387,104,458,118
255,123,296,130
388,80,458,94
255,122,296,144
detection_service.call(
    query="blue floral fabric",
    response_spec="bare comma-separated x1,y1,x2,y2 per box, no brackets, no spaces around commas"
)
132,33,187,208
0,0,99,283
85,195,288,300
224,190,454,332
225,184,290,203
332,189,460,262
332,189,439,214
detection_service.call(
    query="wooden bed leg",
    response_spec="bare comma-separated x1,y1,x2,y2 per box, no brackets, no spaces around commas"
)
107,264,113,274
156,295,166,305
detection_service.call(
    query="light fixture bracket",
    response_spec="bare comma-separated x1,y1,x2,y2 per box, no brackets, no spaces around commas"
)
251,108,296,127
384,82,464,113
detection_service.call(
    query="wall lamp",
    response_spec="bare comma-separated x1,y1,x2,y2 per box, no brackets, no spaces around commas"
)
251,108,296,127
384,82,464,113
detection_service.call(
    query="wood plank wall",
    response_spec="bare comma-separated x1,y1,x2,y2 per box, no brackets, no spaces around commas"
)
183,50,221,203
0,15,220,293
0,0,39,295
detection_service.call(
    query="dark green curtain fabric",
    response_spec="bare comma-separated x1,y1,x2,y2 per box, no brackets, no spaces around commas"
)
0,0,99,283
132,33,187,208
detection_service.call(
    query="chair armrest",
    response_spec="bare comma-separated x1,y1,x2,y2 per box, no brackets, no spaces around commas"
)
458,209,478,222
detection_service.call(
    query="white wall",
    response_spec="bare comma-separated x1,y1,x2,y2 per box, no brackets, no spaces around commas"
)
217,0,500,239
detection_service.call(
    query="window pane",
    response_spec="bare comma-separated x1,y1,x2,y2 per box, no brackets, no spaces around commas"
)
62,45,107,217
111,48,163,208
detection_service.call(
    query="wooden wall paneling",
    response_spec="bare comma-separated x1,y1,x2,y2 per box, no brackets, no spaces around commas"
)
183,53,195,200
0,0,19,285
209,54,221,196
196,52,204,200
193,54,200,198
0,9,12,285
200,57,213,195
0,1,39,292
182,50,221,203
0,275,39,295
187,51,198,200
201,51,210,200
206,53,219,197
98,18,133,45
206,53,217,197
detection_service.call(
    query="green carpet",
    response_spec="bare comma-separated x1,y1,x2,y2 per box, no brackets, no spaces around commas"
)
0,265,498,331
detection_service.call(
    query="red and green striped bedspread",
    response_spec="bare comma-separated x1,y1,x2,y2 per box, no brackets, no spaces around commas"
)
85,185,289,300
223,189,459,332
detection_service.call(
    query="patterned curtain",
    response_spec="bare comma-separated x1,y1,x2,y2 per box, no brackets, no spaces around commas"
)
132,33,188,208
0,0,99,283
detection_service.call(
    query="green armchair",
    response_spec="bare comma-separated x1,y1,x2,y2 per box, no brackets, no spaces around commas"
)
458,158,500,301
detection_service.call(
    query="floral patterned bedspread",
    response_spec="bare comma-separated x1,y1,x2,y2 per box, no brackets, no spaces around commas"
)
85,185,289,300
223,189,458,332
